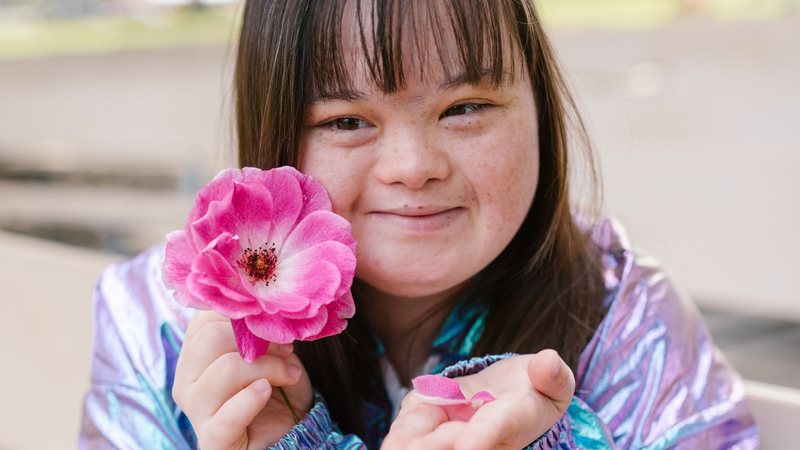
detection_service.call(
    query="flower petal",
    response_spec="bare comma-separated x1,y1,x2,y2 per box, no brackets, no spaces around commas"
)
187,168,238,225
256,291,311,315
231,318,271,363
231,181,274,248
412,375,467,402
278,240,356,303
162,230,208,308
469,391,496,406
163,230,195,289
186,274,263,319
301,291,355,340
245,308,329,344
242,167,303,243
185,240,263,318
189,194,239,249
281,210,356,258
411,375,496,408
283,167,332,220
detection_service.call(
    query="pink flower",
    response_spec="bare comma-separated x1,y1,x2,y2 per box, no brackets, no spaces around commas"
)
162,166,357,362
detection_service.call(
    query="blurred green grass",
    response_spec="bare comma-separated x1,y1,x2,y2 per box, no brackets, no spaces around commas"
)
0,0,792,60
537,0,789,29
0,9,240,59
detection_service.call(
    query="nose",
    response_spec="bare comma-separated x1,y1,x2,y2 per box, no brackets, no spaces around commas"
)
373,127,451,189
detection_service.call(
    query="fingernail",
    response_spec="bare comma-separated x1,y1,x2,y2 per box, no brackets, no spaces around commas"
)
276,343,294,354
551,360,563,382
288,363,302,379
253,378,270,393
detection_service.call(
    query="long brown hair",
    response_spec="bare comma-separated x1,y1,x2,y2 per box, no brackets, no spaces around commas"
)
234,0,607,438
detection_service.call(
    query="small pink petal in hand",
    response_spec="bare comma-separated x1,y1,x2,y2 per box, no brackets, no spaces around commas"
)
468,390,496,407
412,375,465,404
412,374,496,407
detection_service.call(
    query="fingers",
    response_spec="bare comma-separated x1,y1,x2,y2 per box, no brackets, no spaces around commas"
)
183,310,227,343
382,398,449,450
407,421,465,450
176,317,294,387
200,378,272,449
452,395,527,450
527,349,575,411
189,352,302,417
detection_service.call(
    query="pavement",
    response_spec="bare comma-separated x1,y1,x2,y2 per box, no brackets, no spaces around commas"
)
0,232,120,450
552,16,800,321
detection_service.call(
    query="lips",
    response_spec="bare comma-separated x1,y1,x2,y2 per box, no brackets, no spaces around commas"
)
369,206,466,233
380,205,458,217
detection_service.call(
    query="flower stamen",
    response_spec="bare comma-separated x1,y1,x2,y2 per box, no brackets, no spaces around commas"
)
238,245,278,285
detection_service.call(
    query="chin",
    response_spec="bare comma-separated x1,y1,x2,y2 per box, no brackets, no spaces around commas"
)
357,269,470,300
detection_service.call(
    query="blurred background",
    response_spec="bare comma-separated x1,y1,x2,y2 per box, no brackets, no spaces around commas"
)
0,0,798,448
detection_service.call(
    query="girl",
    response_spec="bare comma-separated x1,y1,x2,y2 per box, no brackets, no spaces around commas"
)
80,1,758,449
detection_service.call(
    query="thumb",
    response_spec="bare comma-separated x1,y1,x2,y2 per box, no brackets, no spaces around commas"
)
527,349,575,412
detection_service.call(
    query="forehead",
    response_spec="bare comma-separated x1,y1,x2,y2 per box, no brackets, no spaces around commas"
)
303,0,525,98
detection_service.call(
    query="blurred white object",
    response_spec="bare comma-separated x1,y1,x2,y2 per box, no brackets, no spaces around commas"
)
143,0,236,5
0,232,120,449
744,380,800,448
554,18,800,323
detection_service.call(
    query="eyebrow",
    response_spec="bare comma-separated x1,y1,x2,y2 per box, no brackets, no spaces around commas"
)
308,69,515,104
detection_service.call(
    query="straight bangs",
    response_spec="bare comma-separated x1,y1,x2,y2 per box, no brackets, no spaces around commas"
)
302,0,529,100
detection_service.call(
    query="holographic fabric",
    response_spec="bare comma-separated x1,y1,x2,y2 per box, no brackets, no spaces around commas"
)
79,217,758,449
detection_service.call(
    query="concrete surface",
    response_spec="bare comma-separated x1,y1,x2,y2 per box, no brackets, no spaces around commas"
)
552,16,800,321
0,232,121,450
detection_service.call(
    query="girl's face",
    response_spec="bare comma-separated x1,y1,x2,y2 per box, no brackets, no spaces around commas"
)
299,31,539,300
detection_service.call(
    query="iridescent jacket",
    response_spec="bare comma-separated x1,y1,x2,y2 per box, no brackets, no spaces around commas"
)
79,218,759,449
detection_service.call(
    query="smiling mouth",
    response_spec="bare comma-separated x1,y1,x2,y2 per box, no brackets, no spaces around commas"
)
370,207,465,233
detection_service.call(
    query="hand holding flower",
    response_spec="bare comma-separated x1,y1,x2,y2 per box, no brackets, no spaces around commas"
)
173,311,313,450
381,350,575,450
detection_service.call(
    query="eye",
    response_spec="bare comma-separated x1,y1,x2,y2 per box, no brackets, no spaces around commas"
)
326,117,370,131
441,103,486,118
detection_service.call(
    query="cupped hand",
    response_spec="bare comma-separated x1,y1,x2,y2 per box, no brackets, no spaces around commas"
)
173,311,313,450
381,350,575,450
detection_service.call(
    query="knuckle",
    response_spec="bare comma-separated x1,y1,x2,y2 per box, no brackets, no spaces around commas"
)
197,426,222,449
172,384,184,406
256,355,295,383
215,352,243,377
400,392,418,409
194,322,230,349
209,412,244,440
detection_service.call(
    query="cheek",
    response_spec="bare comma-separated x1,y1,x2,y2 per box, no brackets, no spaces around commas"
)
488,163,537,235
298,146,364,220
470,133,539,232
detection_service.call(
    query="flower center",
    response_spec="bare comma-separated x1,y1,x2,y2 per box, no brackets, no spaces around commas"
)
238,245,278,285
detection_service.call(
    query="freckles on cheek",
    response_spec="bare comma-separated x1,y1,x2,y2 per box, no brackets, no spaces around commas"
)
299,149,365,219
481,158,536,229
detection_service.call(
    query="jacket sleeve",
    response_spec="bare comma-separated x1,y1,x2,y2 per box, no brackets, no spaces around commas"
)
79,259,196,450
268,393,366,450
79,248,366,450
571,246,759,449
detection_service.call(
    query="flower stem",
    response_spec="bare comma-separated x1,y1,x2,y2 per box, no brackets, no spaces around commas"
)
278,386,300,424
